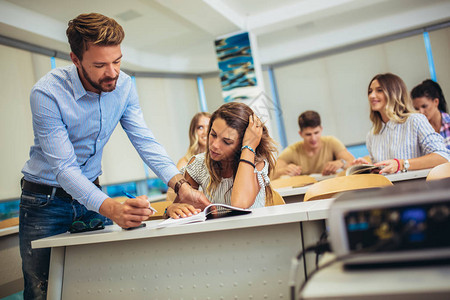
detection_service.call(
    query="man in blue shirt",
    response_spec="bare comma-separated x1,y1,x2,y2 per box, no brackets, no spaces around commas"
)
20,13,208,300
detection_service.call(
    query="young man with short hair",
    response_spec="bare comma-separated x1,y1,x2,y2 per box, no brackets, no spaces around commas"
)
273,110,354,179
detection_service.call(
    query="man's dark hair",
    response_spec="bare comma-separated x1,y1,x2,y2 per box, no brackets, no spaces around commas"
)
298,110,321,130
66,13,124,61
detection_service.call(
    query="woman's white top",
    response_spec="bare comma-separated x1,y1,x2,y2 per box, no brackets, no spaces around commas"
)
367,113,450,163
184,153,270,208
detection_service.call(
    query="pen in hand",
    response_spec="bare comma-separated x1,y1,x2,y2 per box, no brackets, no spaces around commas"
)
122,191,158,213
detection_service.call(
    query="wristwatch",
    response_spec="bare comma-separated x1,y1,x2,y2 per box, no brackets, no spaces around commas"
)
174,178,190,194
341,159,347,169
402,159,410,173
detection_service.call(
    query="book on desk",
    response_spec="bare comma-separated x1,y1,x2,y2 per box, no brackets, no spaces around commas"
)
156,203,251,228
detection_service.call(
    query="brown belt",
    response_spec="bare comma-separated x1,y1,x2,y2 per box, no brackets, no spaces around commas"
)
21,177,100,199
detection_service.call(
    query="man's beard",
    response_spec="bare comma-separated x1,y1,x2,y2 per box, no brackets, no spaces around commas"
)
81,65,118,93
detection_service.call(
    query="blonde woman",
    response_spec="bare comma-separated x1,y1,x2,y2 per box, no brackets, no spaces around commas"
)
177,112,211,170
353,73,449,174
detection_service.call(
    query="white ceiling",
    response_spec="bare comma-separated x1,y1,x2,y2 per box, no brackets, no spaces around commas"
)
0,0,449,74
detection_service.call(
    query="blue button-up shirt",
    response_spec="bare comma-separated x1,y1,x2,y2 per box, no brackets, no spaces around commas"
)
22,65,179,212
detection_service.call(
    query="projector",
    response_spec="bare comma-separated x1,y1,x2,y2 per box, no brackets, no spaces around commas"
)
328,177,450,265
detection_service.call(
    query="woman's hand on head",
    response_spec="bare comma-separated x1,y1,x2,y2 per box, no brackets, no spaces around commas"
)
242,114,263,150
166,203,201,219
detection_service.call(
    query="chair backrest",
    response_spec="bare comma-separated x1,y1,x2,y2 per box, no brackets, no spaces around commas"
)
0,216,19,229
113,196,172,220
147,200,173,220
271,175,317,189
265,188,286,206
426,162,450,181
303,174,393,202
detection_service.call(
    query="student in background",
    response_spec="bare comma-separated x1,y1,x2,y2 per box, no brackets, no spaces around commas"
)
411,79,450,149
166,102,278,219
19,13,208,300
272,110,354,179
177,112,211,169
353,73,449,174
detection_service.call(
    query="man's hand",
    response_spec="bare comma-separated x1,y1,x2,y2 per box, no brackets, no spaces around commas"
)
177,183,210,210
99,196,154,228
352,157,370,165
322,160,344,175
284,163,302,176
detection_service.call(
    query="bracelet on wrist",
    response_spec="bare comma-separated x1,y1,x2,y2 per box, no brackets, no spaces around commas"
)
239,158,256,169
174,178,191,194
393,158,400,173
241,145,256,155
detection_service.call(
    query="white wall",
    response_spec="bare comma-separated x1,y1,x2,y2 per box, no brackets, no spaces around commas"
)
1,26,449,199
0,45,35,199
264,28,447,148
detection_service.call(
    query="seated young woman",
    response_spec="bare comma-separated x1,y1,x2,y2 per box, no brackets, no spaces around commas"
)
177,112,211,170
353,73,450,174
166,102,277,219
411,79,450,150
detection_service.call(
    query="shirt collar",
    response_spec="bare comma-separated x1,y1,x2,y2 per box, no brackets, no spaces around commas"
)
69,64,89,101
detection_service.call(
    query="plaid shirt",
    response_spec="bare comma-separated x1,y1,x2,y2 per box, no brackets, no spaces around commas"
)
440,112,450,150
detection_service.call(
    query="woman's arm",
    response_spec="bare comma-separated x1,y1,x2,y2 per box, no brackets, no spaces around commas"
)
231,114,263,208
375,153,448,174
176,157,188,170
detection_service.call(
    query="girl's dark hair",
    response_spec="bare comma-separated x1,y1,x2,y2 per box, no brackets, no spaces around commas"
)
411,79,448,113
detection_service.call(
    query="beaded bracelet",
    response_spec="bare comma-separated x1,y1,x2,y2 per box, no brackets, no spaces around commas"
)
393,158,400,173
239,159,256,169
241,145,256,154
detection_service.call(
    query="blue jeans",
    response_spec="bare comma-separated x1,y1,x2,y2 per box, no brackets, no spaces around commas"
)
19,189,112,300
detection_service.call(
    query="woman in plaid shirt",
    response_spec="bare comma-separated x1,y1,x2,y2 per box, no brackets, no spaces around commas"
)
412,79,450,150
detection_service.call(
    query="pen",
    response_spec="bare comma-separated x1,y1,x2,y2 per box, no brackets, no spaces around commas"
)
122,191,158,213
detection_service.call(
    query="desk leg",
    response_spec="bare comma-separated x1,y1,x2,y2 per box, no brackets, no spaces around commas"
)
301,220,326,277
47,246,65,300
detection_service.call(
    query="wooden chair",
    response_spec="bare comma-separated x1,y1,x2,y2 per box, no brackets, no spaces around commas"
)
0,216,19,229
113,196,171,220
268,189,286,206
146,200,173,220
303,174,393,202
271,175,317,189
426,162,450,181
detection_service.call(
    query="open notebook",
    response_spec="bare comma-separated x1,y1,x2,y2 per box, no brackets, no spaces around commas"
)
156,203,251,229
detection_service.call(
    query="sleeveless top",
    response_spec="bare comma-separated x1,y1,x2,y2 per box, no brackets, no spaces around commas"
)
184,153,270,208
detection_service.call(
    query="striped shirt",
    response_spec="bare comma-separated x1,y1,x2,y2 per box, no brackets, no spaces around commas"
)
367,113,450,163
22,64,179,212
185,153,270,209
440,112,450,150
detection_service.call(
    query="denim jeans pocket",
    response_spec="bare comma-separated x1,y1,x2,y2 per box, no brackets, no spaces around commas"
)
21,192,51,208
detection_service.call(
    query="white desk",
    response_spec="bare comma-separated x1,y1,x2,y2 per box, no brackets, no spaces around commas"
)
385,168,430,183
301,258,450,299
33,200,334,300
275,185,311,203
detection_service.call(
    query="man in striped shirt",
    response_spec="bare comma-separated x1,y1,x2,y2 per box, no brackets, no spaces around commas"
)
19,13,208,300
